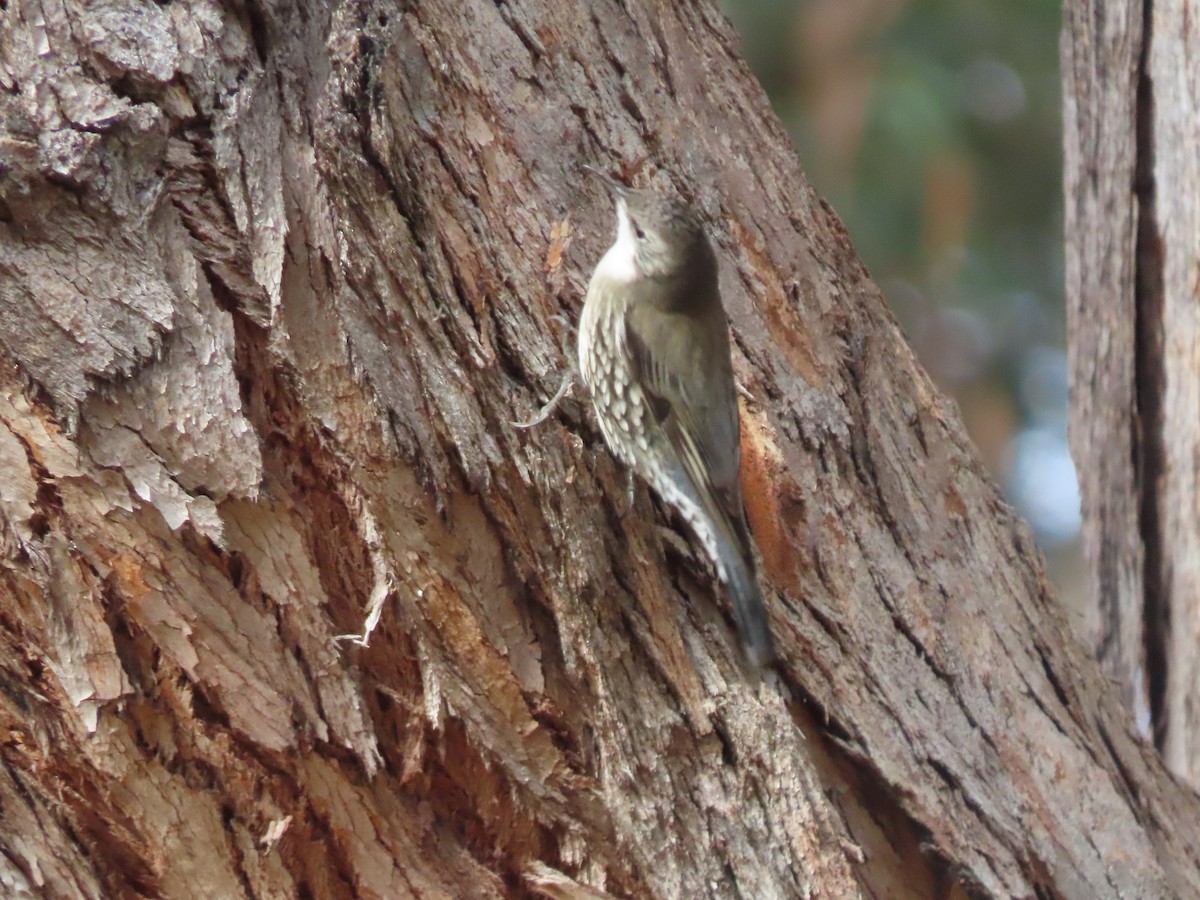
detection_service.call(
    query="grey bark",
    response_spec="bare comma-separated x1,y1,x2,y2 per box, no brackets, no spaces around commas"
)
1064,0,1200,783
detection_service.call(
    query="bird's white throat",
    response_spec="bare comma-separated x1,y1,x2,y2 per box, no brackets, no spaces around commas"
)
593,199,640,284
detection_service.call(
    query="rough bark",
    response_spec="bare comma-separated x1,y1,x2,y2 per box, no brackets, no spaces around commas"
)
1064,0,1200,782
1062,0,1148,722
0,0,1196,897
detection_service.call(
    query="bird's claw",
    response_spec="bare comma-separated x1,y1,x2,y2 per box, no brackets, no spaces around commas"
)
512,370,576,429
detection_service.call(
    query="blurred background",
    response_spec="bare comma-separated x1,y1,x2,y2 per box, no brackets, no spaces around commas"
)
721,0,1084,606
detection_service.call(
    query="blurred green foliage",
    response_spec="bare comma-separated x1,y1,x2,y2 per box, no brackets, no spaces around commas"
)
723,0,1063,350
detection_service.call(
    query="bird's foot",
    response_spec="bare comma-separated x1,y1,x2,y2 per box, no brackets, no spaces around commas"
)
512,315,578,429
512,369,576,429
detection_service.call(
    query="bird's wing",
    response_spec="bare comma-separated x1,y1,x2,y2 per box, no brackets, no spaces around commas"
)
622,298,744,523
623,290,773,668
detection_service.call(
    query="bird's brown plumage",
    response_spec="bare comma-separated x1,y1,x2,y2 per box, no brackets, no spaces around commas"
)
578,183,775,668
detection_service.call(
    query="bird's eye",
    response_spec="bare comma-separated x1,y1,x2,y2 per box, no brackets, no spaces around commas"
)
633,223,645,239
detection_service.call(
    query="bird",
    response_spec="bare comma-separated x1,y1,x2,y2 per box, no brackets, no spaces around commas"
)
575,168,775,669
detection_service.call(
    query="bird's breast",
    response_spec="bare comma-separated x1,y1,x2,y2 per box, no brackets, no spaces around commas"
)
592,219,640,285
578,279,624,386
577,285,655,467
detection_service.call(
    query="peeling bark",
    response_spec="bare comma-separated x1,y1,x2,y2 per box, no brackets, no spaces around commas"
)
0,0,1197,897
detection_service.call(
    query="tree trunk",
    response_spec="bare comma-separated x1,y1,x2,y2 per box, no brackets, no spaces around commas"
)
1064,0,1200,783
0,0,1196,897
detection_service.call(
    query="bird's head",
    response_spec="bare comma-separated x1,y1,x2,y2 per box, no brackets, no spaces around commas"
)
585,168,716,286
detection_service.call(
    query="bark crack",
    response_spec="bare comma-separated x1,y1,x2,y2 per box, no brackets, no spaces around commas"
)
1133,0,1168,750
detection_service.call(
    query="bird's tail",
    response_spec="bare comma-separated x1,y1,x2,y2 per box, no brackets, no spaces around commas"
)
706,501,776,670
652,454,776,669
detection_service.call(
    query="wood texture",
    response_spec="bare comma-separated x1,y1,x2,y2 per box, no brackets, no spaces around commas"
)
0,0,1196,896
1062,0,1148,720
1149,0,1200,786
1064,0,1200,782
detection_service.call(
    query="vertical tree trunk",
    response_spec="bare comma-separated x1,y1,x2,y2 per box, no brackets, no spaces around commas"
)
1062,0,1148,720
1,0,1197,897
1064,0,1200,782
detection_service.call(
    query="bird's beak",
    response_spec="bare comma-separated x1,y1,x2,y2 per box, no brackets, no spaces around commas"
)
581,164,628,197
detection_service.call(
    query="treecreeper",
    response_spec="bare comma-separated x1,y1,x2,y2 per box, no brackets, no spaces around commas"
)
520,169,775,669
